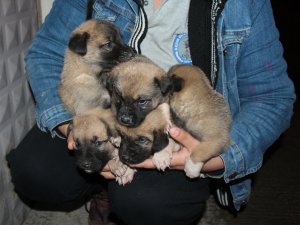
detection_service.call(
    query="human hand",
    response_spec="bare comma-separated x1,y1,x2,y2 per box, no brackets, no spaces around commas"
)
169,126,225,172
100,164,116,180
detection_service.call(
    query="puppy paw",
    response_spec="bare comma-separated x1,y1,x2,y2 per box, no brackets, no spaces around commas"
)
116,167,136,185
184,157,204,178
108,159,127,177
113,163,128,177
110,136,121,148
152,150,172,171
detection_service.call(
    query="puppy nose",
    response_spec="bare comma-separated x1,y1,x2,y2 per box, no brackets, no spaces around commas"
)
120,114,133,125
80,160,92,170
120,153,131,164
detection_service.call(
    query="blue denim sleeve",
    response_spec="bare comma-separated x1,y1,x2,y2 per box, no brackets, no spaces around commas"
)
25,0,86,136
220,0,296,183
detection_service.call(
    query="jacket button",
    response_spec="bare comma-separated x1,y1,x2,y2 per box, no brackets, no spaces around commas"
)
229,172,237,179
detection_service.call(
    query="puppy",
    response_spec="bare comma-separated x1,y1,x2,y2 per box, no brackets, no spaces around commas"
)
107,58,231,178
69,107,136,185
116,103,180,171
59,19,135,115
160,64,232,178
106,55,168,127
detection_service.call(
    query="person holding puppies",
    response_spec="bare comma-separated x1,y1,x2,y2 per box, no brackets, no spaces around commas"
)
7,1,295,225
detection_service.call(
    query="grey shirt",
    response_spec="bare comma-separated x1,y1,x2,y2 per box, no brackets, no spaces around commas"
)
140,0,191,71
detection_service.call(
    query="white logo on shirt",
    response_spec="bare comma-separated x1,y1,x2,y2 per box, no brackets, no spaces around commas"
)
173,33,192,64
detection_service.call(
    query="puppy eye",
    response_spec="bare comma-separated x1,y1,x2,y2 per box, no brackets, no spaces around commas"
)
136,136,149,144
94,140,103,147
91,136,103,147
100,41,113,50
137,98,149,106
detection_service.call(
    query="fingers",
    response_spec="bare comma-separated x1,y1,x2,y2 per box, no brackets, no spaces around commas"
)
169,126,199,150
100,164,117,179
67,133,75,150
131,158,155,169
100,171,116,179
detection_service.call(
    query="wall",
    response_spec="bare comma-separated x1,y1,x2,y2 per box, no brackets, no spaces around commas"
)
0,0,38,224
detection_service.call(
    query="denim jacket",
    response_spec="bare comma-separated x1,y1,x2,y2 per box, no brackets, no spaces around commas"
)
25,0,295,210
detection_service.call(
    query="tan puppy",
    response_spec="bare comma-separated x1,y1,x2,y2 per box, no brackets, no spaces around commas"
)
107,57,231,178
69,107,136,185
116,103,180,171
59,19,135,115
165,64,232,178
105,55,168,127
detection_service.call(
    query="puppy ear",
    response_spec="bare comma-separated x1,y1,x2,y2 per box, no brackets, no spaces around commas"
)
98,68,112,89
68,32,90,56
151,130,169,154
169,74,184,92
105,75,116,94
154,77,172,96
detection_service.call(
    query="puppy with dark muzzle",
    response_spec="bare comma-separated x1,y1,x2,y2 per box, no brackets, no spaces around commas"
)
105,55,168,127
116,103,180,171
58,19,135,115
68,108,136,185
107,58,231,178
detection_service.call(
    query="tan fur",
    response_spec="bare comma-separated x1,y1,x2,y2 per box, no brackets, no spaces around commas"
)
116,103,172,148
108,55,231,178
108,55,169,119
59,19,134,115
116,103,178,170
114,57,165,100
71,107,136,185
168,64,232,178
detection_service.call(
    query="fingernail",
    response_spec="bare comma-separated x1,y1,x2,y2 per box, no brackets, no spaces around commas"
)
170,127,180,137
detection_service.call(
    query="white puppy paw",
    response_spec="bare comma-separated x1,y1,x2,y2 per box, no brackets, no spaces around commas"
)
112,162,128,177
116,167,136,185
108,158,128,177
184,157,204,178
152,150,172,171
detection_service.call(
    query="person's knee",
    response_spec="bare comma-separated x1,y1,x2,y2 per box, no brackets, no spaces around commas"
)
6,125,94,203
7,148,92,203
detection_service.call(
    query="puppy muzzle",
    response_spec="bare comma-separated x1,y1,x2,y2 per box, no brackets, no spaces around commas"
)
119,114,135,126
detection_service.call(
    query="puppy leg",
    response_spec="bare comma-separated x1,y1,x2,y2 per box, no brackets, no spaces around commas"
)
152,138,178,171
115,167,136,186
108,158,128,177
184,140,225,178
159,103,173,133
108,150,136,185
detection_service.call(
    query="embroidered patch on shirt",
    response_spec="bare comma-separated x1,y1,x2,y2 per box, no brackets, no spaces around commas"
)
173,33,192,64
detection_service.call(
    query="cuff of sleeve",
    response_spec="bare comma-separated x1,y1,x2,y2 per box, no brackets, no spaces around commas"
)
220,142,245,183
37,104,72,138
205,168,225,179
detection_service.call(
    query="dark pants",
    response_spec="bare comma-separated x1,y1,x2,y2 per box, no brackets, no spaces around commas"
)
6,125,209,225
